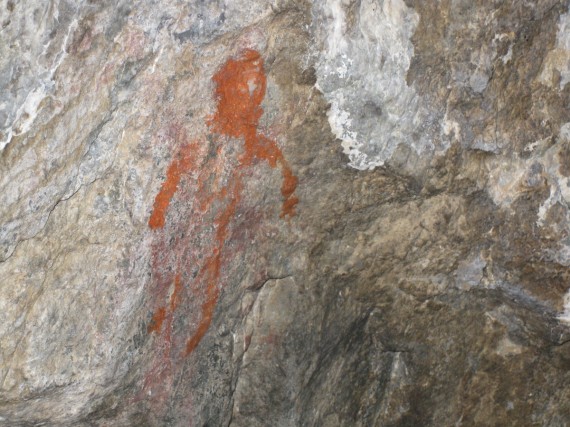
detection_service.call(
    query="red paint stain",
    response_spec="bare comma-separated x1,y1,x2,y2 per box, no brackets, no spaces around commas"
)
147,306,166,334
280,164,299,218
185,177,241,356
170,272,183,312
145,49,299,390
208,49,299,218
148,143,198,229
208,49,265,140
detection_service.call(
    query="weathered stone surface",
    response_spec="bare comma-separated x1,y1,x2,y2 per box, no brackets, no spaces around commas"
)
1,0,570,426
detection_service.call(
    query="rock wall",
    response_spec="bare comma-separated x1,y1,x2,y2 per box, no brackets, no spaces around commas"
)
1,0,569,425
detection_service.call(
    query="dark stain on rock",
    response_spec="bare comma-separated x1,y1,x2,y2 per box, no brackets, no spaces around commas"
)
558,142,570,177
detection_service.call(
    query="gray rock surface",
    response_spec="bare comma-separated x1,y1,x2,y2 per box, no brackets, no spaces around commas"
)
1,0,570,426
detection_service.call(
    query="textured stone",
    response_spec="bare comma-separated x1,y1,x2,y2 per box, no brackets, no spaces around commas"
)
1,0,570,426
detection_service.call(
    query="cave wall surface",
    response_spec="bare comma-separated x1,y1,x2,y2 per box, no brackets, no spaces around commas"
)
1,0,570,426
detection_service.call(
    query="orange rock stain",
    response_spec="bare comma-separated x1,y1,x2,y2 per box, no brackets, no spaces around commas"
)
148,143,199,229
147,306,166,334
147,48,298,363
208,49,299,218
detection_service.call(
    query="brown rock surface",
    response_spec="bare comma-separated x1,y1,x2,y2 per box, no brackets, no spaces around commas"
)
1,0,569,425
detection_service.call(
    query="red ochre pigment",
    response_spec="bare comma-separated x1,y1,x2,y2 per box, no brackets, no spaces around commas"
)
148,143,199,230
146,49,298,368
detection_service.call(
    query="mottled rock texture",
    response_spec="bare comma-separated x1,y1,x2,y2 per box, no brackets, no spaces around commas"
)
1,0,570,426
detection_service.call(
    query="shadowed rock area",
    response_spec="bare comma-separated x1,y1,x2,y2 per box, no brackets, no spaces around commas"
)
1,0,570,426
